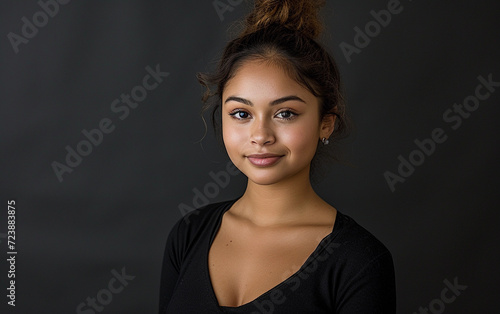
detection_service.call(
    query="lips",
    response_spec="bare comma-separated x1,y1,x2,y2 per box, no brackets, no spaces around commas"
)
246,153,283,167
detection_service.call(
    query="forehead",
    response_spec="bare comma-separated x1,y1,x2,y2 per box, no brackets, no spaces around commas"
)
223,60,314,99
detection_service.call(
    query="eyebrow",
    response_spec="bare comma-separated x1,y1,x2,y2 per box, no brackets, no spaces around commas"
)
224,95,306,106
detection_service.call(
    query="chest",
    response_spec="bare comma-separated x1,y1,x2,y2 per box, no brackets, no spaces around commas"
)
207,219,332,307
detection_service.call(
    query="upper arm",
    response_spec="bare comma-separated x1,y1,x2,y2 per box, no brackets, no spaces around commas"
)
158,218,184,313
336,250,396,314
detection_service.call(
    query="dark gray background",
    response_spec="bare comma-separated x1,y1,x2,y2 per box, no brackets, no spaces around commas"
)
1,0,499,313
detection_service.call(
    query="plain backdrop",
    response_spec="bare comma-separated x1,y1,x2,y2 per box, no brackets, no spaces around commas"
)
1,0,499,313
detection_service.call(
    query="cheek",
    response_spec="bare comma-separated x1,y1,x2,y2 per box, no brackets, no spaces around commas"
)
280,120,320,154
222,118,243,154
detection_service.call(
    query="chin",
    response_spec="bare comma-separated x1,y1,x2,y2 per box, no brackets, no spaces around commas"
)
248,176,284,186
246,169,304,186
236,167,281,185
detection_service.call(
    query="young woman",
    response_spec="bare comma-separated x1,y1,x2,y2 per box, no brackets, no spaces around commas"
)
159,1,396,313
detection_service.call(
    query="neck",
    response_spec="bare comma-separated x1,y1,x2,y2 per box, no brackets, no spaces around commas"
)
234,168,324,227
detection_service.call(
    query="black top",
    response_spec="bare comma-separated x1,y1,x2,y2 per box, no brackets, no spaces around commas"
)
159,199,396,313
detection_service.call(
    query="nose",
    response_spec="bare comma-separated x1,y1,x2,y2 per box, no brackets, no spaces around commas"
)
250,117,275,146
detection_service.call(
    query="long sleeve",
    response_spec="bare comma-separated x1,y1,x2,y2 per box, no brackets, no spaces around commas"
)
158,217,184,314
156,200,396,314
336,250,396,313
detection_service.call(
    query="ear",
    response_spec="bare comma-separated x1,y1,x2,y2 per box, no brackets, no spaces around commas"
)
320,113,336,139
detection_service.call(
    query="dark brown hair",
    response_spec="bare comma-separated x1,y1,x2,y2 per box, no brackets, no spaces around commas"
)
197,0,350,180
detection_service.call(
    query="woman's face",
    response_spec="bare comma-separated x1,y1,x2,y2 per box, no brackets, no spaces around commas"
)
222,60,333,186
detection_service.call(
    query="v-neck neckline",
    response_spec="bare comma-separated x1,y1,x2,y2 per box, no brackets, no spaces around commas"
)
204,198,343,311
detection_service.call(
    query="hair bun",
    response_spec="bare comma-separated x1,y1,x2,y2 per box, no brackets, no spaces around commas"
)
243,0,325,39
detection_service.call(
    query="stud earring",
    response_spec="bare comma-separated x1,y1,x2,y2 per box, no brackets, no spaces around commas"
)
321,137,329,145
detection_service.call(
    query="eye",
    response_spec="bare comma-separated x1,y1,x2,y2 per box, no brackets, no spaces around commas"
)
229,110,251,120
276,110,297,120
